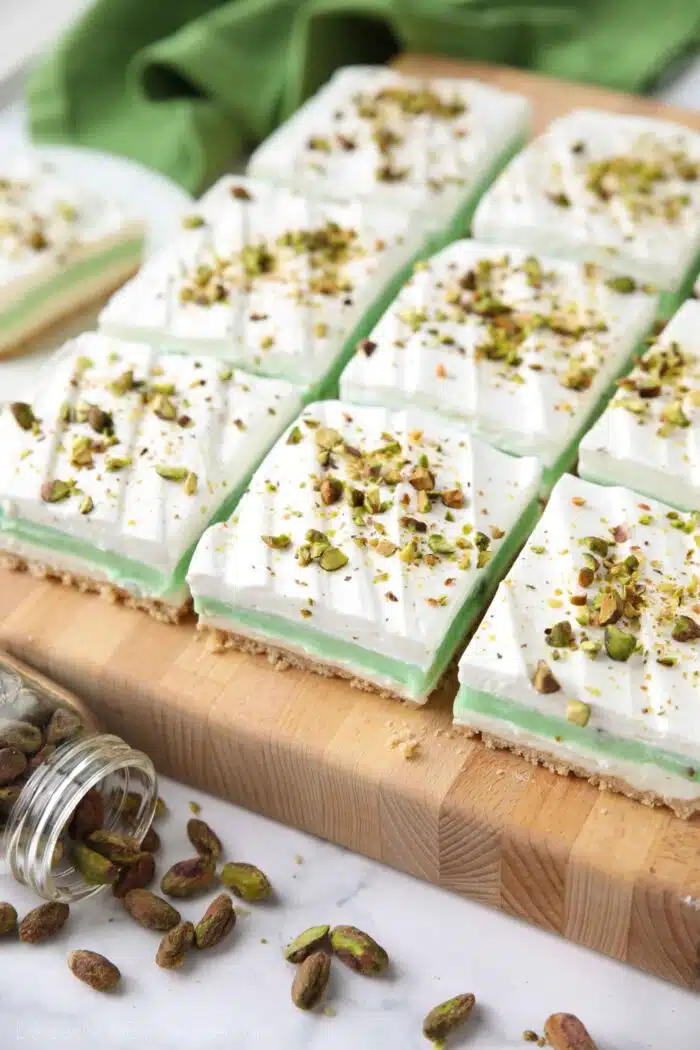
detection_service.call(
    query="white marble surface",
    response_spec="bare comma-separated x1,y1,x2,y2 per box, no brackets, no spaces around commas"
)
0,775,696,1049
0,10,699,1044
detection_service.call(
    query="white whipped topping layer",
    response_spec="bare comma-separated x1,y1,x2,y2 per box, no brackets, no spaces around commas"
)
247,66,531,230
340,241,658,466
0,153,143,312
99,175,422,384
188,400,540,669
0,332,302,576
473,109,700,290
580,300,700,508
458,473,700,764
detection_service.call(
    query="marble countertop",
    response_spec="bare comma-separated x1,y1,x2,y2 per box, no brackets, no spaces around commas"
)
0,9,699,1043
1,776,697,1049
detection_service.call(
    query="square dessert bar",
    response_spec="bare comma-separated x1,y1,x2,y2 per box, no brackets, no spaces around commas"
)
580,300,700,510
0,333,302,622
456,473,700,817
99,176,423,396
339,242,658,487
0,154,144,358
473,109,700,310
187,401,541,703
247,66,531,243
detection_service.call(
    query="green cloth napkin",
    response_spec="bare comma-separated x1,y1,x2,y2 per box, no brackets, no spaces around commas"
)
28,0,700,194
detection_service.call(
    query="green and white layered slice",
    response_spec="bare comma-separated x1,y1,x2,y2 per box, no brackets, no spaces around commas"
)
456,473,700,818
473,109,700,315
340,242,658,492
580,300,700,510
0,154,144,358
247,66,531,247
0,333,302,622
188,401,541,703
99,176,424,399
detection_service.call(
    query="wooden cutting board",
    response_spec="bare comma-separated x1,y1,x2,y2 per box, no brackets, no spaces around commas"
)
2,56,700,991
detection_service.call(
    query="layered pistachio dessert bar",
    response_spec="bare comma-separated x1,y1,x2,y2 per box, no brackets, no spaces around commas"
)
0,154,144,358
580,300,700,509
187,401,541,703
339,242,658,488
247,66,531,244
472,109,700,312
456,473,700,817
0,333,302,622
99,176,423,397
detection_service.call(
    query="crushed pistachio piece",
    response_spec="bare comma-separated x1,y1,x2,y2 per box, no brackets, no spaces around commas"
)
155,465,187,481
262,534,291,550
566,700,591,727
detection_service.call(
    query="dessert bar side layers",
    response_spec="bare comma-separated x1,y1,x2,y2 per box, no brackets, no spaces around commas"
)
0,334,302,620
0,155,145,357
579,299,700,510
456,473,700,817
188,401,541,702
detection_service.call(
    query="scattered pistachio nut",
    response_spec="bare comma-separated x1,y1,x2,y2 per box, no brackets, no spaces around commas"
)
112,852,156,899
284,924,330,964
68,950,121,992
220,862,273,901
0,747,27,786
69,788,105,840
0,902,17,935
123,889,181,931
0,721,42,752
73,843,119,886
291,950,331,1011
18,902,70,943
604,624,636,662
85,830,142,866
156,920,195,970
544,1013,598,1050
329,925,389,976
262,534,291,550
10,402,36,431
566,700,591,728
422,993,476,1043
45,707,82,745
156,465,188,481
546,620,573,649
671,615,700,643
195,893,236,949
40,479,72,503
532,660,560,694
141,826,161,853
161,855,216,898
187,817,223,859
319,546,348,572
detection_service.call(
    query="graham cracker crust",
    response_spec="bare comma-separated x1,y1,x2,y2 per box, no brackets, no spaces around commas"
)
0,551,190,626
198,623,440,704
457,725,700,820
0,259,141,361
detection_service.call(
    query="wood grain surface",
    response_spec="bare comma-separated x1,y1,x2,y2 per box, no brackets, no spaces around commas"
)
1,57,700,990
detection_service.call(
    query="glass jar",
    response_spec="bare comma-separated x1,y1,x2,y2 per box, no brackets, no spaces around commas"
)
0,648,157,903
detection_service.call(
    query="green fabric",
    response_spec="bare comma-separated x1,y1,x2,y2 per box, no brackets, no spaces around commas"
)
27,1,700,195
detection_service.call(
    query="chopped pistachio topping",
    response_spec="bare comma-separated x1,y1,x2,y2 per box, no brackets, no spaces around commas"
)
566,699,591,727
155,465,187,481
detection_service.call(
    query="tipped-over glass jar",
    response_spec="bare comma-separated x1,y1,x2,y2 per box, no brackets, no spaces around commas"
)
0,649,157,902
